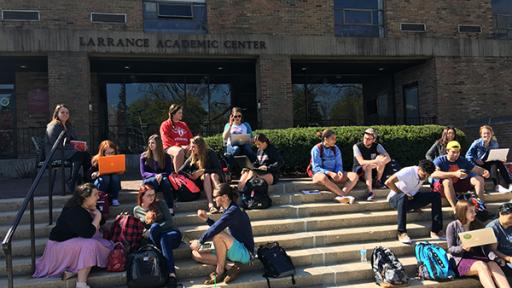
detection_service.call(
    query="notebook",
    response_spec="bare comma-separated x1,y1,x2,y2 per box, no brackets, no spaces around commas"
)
230,134,251,146
486,148,509,162
70,140,87,152
98,154,126,176
458,227,497,248
234,155,267,174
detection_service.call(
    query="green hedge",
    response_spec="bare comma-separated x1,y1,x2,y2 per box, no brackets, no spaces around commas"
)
205,125,467,174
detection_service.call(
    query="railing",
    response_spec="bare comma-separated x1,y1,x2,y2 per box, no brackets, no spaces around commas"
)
2,130,66,288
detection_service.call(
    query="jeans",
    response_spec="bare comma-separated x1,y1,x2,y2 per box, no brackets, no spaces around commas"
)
94,174,121,200
143,176,174,209
389,191,443,233
149,223,182,273
226,143,256,162
480,161,512,187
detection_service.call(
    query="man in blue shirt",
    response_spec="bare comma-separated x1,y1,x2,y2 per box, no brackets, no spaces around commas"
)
189,183,254,285
486,203,512,280
431,141,490,213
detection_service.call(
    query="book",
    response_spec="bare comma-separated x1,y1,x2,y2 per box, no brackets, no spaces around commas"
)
70,140,87,152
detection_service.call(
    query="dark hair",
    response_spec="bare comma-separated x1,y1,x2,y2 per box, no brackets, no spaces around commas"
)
64,183,97,208
253,133,270,145
439,126,457,146
499,203,512,215
418,159,435,175
143,134,165,170
168,104,183,127
50,103,72,126
315,129,335,140
216,183,239,202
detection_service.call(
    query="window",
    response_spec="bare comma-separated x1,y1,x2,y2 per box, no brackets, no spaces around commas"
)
144,0,207,33
492,0,512,39
458,25,482,33
334,0,384,37
403,83,419,125
91,13,127,24
400,23,426,32
0,83,16,158
1,10,39,21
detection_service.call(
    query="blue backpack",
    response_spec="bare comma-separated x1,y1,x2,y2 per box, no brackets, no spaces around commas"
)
415,242,455,281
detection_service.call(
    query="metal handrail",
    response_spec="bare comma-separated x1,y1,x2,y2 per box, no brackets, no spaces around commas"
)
1,130,66,288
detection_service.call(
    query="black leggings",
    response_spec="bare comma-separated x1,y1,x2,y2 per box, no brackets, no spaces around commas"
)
480,160,512,187
69,151,91,188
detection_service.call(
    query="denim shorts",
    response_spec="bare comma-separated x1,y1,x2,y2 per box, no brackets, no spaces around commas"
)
212,238,251,264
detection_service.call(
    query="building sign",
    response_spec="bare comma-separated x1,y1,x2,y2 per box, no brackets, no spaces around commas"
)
79,37,267,50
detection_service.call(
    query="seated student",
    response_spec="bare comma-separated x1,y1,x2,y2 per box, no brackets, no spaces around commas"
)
431,140,490,213
426,126,457,161
179,136,222,213
486,203,512,280
446,201,510,288
189,184,254,285
90,140,122,206
160,104,193,172
133,184,181,288
33,183,113,288
223,107,256,163
352,128,391,201
385,159,443,244
238,133,284,191
140,134,175,214
46,104,91,191
466,125,512,193
311,129,358,204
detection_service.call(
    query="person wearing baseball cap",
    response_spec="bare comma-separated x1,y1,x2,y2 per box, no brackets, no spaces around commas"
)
352,128,391,201
431,140,490,213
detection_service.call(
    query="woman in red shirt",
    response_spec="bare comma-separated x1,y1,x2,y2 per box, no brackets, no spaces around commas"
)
160,104,193,172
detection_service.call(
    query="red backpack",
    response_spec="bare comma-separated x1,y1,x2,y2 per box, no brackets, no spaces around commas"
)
109,213,144,253
106,242,126,272
306,143,337,177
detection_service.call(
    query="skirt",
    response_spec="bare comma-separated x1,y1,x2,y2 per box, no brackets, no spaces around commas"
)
33,231,113,278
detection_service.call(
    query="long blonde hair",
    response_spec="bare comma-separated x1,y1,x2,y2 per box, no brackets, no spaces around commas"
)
144,134,165,170
190,136,208,170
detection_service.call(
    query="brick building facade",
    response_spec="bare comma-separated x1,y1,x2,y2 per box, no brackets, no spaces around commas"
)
0,0,511,165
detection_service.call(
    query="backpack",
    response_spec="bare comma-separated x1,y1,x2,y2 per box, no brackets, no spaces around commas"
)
415,242,455,281
257,242,296,288
107,242,127,272
383,159,401,182
456,193,493,222
219,154,232,183
96,190,110,218
109,213,144,253
371,246,409,287
168,172,201,202
306,143,337,177
241,177,271,209
126,244,169,288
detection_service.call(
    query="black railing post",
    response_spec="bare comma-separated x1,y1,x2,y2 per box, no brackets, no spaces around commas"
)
30,196,35,273
48,169,53,226
5,242,13,288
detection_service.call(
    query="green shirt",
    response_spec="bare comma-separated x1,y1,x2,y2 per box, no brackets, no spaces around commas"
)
133,200,176,232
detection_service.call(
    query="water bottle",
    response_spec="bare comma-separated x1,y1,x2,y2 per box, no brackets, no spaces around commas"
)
360,248,367,262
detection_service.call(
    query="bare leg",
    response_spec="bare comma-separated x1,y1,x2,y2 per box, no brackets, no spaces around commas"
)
203,173,214,206
238,169,255,190
191,249,218,266
487,261,511,288
376,161,388,181
259,173,274,186
312,173,343,196
442,179,457,212
465,261,497,288
212,232,234,275
471,176,486,199
76,266,92,284
363,165,374,192
343,172,359,195
167,146,186,172
210,173,221,188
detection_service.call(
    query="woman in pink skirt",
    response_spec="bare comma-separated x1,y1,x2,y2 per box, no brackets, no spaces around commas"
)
446,200,510,288
33,183,113,288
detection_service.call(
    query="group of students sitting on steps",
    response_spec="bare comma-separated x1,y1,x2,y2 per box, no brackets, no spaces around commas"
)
32,103,512,288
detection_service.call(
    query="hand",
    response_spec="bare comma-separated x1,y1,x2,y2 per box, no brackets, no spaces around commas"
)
90,208,102,219
91,172,99,179
145,211,156,224
155,174,163,184
337,171,344,178
482,169,490,179
197,209,208,221
84,143,88,151
506,256,512,263
229,115,234,125
190,239,201,251
455,169,468,179
327,171,337,178
259,166,268,171
475,159,484,165
462,244,471,252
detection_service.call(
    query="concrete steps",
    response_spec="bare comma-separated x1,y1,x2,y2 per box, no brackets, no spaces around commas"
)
0,178,509,288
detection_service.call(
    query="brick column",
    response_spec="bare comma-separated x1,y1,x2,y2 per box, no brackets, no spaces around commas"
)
256,55,293,129
47,52,91,140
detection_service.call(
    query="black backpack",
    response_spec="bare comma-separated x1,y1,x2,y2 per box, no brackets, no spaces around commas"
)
126,244,169,288
383,159,401,182
257,242,296,288
371,246,409,287
241,177,272,209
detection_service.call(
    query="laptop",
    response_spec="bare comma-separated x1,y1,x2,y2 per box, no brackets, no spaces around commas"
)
230,134,251,146
458,227,497,248
98,154,126,176
486,148,509,162
234,155,267,174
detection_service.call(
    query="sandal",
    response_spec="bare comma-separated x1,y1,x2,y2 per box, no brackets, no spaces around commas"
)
224,264,241,284
203,271,227,284
62,271,76,280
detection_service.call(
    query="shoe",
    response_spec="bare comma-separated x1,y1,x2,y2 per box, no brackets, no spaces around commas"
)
111,199,120,206
204,271,227,285
366,191,375,201
335,196,350,204
374,179,386,189
497,185,511,193
398,232,412,244
345,195,356,204
75,282,90,288
167,275,178,288
62,271,76,280
224,264,241,284
430,231,446,240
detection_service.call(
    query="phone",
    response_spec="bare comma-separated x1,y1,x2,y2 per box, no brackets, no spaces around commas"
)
199,241,214,252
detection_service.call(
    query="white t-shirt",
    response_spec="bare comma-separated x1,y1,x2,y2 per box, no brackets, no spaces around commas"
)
226,123,248,146
386,166,425,201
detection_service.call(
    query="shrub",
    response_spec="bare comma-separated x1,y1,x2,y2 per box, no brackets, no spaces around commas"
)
205,125,467,174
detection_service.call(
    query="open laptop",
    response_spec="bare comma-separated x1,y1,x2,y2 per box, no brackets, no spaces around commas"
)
458,227,497,248
486,148,509,162
98,154,126,176
230,134,251,146
234,155,267,174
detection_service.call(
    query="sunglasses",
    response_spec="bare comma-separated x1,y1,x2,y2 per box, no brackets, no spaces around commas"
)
499,203,512,215
233,115,242,118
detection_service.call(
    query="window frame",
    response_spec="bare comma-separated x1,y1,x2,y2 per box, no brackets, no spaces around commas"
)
458,24,482,33
90,12,127,24
400,23,427,32
343,8,374,26
1,9,40,21
157,2,194,19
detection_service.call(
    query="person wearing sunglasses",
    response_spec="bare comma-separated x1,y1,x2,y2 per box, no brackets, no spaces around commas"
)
486,203,512,280
222,107,257,166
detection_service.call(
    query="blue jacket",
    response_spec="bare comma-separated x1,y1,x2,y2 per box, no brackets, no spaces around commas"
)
311,144,343,175
465,138,499,164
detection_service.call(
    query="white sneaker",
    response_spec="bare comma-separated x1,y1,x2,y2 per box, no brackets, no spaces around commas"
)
76,282,90,288
398,232,412,244
111,199,120,206
335,196,351,204
509,184,512,191
496,185,510,193
345,195,356,204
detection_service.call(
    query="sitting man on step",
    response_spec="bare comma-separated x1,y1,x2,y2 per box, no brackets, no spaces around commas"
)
385,159,444,244
189,183,254,285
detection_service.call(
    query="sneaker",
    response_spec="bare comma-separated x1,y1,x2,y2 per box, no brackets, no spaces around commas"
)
167,275,178,288
345,195,356,204
75,282,90,288
366,191,375,201
111,199,120,206
398,232,412,244
509,184,512,191
430,231,446,240
335,196,351,204
374,179,386,189
224,264,241,284
497,185,511,193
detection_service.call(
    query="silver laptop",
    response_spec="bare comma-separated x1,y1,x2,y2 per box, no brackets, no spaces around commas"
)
486,148,509,162
230,134,251,146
